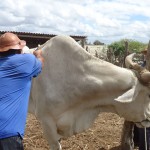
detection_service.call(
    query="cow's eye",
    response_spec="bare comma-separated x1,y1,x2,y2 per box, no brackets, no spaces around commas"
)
149,95,150,98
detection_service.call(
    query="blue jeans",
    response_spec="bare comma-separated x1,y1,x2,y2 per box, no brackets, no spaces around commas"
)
0,136,24,150
134,126,150,150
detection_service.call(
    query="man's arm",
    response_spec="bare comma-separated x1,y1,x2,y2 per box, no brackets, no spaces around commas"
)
22,46,44,67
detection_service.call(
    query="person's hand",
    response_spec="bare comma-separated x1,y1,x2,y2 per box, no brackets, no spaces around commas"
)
33,49,42,57
33,49,44,67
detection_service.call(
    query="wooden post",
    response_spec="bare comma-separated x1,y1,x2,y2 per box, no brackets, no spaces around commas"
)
146,40,150,70
80,39,85,48
121,121,135,150
121,40,134,150
123,40,128,67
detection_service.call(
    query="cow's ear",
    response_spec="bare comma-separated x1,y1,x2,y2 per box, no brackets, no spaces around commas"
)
114,88,135,103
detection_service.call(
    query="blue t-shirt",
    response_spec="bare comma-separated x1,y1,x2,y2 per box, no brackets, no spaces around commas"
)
0,53,42,139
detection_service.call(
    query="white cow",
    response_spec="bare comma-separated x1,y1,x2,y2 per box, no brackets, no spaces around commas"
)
28,35,150,150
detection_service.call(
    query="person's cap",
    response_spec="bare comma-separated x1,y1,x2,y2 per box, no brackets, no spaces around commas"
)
141,48,147,55
0,32,26,52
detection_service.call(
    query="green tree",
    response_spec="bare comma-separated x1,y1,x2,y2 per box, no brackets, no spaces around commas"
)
93,40,104,45
108,39,147,56
108,39,147,66
108,40,125,56
128,39,147,53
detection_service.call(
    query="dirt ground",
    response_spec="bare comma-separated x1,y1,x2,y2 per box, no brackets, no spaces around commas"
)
24,113,138,150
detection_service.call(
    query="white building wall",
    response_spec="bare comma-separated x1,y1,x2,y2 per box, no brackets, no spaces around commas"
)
85,45,108,59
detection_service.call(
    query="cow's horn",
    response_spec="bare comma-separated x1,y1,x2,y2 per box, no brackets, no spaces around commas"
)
125,53,143,72
125,53,150,83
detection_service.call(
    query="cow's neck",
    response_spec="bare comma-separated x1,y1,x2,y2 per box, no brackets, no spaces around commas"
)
29,39,136,117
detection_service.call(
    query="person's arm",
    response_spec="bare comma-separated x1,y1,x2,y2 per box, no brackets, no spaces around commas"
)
33,49,44,68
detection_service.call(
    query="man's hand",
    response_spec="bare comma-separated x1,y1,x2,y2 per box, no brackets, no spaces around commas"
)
33,49,44,67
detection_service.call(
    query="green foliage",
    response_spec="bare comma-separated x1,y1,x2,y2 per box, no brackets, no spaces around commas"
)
108,39,147,56
108,40,125,56
93,40,104,45
128,39,147,53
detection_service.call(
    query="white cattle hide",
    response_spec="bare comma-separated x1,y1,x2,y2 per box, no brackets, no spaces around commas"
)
28,35,150,150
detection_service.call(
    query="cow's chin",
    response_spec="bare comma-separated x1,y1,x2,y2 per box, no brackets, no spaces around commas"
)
135,120,150,128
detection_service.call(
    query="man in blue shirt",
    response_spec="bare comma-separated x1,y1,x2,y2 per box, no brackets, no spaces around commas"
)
0,32,44,150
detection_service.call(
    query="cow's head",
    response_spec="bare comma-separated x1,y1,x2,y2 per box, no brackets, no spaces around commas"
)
114,53,150,127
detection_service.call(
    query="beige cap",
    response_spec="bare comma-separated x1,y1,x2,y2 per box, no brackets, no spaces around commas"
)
141,48,147,55
0,32,26,52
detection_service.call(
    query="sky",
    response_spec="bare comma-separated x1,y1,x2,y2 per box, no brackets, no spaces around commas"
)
0,0,150,44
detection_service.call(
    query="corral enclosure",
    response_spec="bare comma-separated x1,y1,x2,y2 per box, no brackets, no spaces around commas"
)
24,113,138,150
